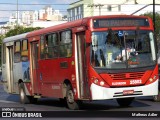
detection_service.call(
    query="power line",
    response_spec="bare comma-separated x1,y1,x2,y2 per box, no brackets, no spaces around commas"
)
0,3,69,5
0,10,67,13
0,3,159,6
0,17,9,18
1,6,160,12
0,9,67,11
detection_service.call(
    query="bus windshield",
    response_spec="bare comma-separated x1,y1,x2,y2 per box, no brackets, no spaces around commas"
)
91,30,156,69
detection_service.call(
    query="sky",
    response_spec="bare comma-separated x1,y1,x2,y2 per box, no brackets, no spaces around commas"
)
0,0,78,22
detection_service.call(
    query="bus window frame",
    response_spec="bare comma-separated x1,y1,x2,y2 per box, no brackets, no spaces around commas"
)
21,39,29,62
59,29,73,58
40,35,45,59
40,32,59,59
14,40,21,63
22,39,28,51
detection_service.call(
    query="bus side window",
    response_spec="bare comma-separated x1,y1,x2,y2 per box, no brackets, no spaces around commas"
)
40,35,45,59
52,33,58,58
44,34,53,59
14,41,21,63
60,30,72,57
41,33,59,59
21,39,28,62
46,34,52,58
45,33,59,58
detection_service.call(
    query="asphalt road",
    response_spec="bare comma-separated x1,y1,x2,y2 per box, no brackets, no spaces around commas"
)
0,83,160,120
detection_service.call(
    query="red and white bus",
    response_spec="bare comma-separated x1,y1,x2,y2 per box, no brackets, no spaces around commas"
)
2,15,159,110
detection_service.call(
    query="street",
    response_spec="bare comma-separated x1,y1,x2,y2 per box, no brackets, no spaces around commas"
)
0,83,160,111
0,83,160,120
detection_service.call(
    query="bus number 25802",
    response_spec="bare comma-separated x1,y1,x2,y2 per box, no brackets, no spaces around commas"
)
130,80,142,85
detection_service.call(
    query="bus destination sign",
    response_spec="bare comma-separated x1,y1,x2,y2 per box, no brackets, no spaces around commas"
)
93,18,149,28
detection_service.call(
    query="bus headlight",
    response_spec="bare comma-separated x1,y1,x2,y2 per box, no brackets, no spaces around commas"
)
149,75,157,83
91,77,109,87
94,79,99,84
149,78,153,82
100,81,104,86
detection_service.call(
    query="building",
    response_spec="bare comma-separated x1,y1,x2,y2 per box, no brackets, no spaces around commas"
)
38,6,63,21
68,0,160,21
7,6,64,28
39,9,46,20
21,11,39,26
0,21,9,35
8,11,21,26
32,21,67,28
0,5,67,35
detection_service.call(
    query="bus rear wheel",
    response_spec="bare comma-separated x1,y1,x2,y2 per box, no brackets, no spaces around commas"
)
66,85,81,110
29,96,38,104
116,97,134,107
19,83,30,104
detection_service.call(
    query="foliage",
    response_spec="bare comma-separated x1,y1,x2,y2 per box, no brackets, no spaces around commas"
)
0,35,5,45
5,26,42,37
0,35,5,65
0,25,42,45
140,12,160,51
140,12,160,36
0,26,42,66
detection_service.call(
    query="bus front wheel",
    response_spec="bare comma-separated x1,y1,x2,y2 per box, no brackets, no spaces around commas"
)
19,83,30,104
116,97,134,107
66,85,81,110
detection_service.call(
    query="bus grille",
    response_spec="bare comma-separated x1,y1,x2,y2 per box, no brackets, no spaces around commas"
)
109,72,144,80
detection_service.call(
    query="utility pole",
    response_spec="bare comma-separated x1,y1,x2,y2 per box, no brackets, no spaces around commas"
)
95,4,104,16
88,4,104,15
153,0,155,30
131,0,156,30
17,0,18,26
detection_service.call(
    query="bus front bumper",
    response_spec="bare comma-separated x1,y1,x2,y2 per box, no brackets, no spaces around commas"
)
90,80,158,100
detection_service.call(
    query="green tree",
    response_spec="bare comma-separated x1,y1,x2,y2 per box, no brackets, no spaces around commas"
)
0,34,5,45
141,12,160,51
5,26,42,37
0,26,42,66
141,12,160,36
0,35,5,65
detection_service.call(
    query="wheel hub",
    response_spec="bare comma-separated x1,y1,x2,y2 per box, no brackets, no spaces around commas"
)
67,90,74,103
20,89,25,100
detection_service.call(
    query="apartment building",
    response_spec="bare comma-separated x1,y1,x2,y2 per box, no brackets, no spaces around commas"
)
68,0,160,21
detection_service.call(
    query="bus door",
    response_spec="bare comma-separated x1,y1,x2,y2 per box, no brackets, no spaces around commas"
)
30,41,41,94
5,43,14,93
76,32,89,99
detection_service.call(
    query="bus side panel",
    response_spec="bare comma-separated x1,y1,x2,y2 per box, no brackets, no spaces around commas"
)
57,58,73,97
2,44,8,93
22,61,32,96
39,59,63,98
4,45,14,93
2,63,7,92
13,62,23,93
38,58,74,98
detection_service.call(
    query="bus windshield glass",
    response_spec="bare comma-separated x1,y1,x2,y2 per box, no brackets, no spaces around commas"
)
91,30,156,69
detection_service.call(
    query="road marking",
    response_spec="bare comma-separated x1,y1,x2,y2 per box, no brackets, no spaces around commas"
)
0,100,17,103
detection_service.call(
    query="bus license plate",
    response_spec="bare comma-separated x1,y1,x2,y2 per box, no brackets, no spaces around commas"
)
123,90,134,95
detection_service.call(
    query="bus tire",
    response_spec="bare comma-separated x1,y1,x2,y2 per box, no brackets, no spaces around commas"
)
19,83,30,104
29,96,38,104
116,97,134,107
66,85,80,110
153,91,160,102
59,98,66,105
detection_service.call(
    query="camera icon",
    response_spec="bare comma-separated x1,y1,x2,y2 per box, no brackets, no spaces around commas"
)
2,112,11,117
